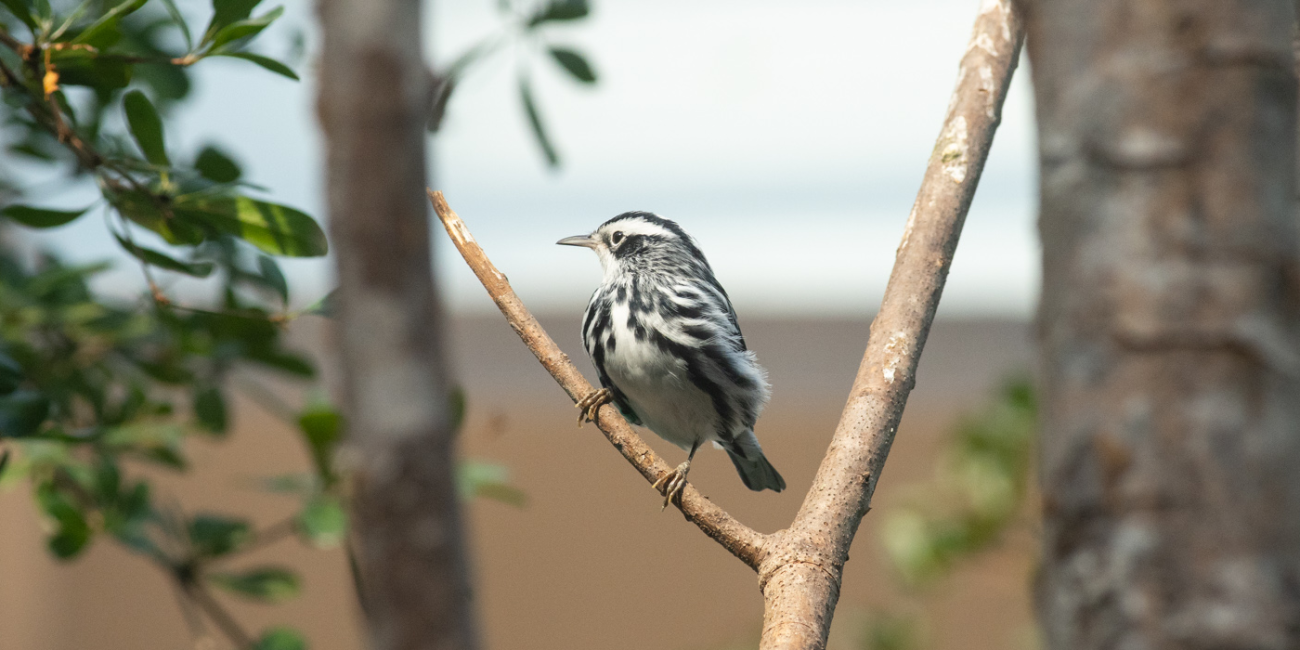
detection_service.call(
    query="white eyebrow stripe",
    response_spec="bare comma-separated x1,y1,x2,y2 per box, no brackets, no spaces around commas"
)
603,220,674,239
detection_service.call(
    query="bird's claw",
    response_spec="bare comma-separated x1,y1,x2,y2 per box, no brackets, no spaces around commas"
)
575,388,613,426
652,462,691,511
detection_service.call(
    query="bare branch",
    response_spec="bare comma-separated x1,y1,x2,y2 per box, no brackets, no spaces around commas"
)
756,1,1025,646
427,189,770,569
184,584,255,650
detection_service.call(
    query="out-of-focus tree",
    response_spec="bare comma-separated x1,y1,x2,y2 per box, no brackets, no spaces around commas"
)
1021,0,1300,648
317,0,597,649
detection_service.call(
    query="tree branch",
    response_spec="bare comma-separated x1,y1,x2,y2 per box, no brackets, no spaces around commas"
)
184,583,255,650
427,189,770,569
758,1,1024,646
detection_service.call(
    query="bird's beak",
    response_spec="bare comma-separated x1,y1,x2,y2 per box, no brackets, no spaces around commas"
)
557,234,598,249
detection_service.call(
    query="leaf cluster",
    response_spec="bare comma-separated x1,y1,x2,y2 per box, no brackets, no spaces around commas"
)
0,243,338,645
0,0,320,263
880,377,1037,586
0,0,330,646
430,0,599,168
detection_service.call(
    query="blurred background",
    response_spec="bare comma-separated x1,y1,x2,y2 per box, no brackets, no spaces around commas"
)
0,0,1041,649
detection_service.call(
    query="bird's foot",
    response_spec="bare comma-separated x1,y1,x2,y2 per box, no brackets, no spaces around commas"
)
651,461,692,511
575,388,613,426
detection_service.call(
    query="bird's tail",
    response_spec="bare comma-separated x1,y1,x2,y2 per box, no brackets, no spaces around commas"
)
725,430,785,493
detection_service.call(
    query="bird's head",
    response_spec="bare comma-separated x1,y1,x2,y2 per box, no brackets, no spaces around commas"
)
557,212,710,276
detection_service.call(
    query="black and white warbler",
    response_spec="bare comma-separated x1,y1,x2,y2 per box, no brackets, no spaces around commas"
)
559,212,785,508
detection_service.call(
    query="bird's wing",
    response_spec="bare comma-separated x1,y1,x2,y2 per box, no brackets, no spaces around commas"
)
654,275,770,434
659,275,748,354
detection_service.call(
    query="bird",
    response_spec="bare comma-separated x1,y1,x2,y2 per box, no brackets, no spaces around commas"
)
558,212,785,509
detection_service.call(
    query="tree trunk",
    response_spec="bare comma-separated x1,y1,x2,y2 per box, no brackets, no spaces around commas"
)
1023,0,1300,648
317,2,479,650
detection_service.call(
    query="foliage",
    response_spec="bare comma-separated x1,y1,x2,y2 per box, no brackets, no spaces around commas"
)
861,611,925,650
881,377,1036,586
429,0,599,167
0,0,340,646
861,377,1038,650
0,0,570,646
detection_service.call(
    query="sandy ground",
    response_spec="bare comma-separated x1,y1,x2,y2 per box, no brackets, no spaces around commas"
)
0,316,1037,650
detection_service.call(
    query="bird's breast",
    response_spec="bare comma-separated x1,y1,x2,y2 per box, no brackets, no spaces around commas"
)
602,302,716,449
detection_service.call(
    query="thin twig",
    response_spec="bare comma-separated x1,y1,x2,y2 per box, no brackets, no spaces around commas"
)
427,189,770,570
231,374,300,424
170,579,213,645
0,27,27,55
109,210,168,303
185,584,256,650
210,516,299,562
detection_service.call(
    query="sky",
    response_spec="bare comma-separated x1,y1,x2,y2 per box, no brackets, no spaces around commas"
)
17,0,1040,318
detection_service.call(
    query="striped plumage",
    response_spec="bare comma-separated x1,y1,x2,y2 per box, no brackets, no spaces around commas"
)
559,212,784,506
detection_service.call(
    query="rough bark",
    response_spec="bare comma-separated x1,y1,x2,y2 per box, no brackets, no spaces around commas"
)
317,2,479,650
429,1,1023,647
1022,0,1300,648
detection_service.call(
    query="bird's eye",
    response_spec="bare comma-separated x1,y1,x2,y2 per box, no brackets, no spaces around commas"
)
611,231,625,245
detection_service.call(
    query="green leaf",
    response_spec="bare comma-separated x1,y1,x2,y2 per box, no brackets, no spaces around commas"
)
56,57,132,95
135,61,192,103
103,423,188,468
208,567,300,602
93,458,122,505
0,0,38,29
50,0,95,39
255,627,307,650
71,0,147,48
173,195,328,257
245,349,314,377
257,255,288,305
215,51,299,80
0,351,18,395
195,145,242,182
159,0,193,50
0,390,49,437
449,386,466,432
36,483,92,559
297,495,346,548
194,387,227,433
123,90,169,166
112,232,215,277
202,0,262,44
189,514,251,557
548,47,596,83
110,190,202,246
303,289,336,317
1,204,88,228
209,6,283,52
458,460,526,507
297,405,341,481
527,0,589,26
519,77,559,167
863,611,924,650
